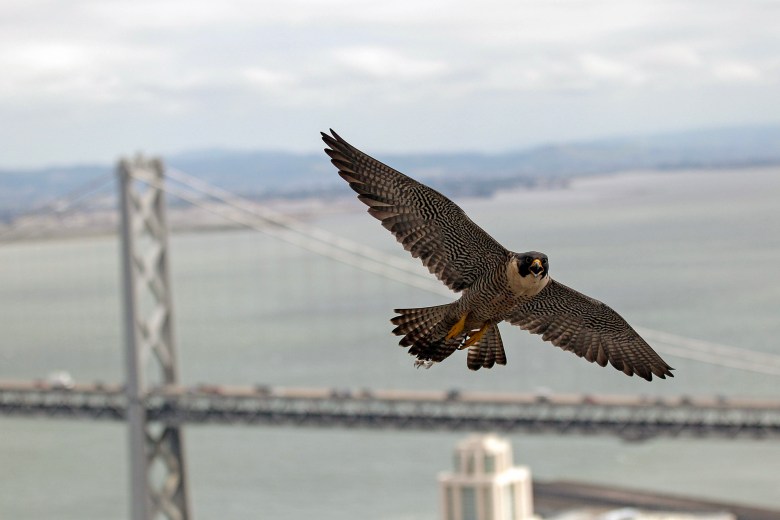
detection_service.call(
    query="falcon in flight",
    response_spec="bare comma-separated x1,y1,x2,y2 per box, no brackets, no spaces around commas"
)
321,130,674,381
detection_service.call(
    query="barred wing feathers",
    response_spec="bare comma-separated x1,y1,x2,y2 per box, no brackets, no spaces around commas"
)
322,130,508,292
507,279,674,381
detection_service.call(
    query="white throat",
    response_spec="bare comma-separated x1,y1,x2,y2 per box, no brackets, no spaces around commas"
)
506,257,549,297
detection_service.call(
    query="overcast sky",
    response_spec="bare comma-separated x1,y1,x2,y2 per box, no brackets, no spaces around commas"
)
1,0,779,167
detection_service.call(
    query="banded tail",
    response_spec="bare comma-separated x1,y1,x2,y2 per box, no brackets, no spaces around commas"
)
391,304,507,370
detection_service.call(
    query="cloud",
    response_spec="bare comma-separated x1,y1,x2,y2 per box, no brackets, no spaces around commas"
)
712,61,763,83
0,0,778,165
334,47,449,81
0,39,173,104
84,0,239,29
1,42,90,73
577,53,646,86
242,67,297,90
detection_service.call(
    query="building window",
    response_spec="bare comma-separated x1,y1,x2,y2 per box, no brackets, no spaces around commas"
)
484,453,495,473
462,487,477,520
465,453,475,475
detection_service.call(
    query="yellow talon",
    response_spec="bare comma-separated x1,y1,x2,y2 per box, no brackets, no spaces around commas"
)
446,314,468,340
462,323,489,349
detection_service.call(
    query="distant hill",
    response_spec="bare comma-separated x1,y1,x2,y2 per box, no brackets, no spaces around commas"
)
2,124,779,215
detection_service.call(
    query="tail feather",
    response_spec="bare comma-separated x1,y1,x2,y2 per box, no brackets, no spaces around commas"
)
392,304,450,348
466,324,506,371
391,306,507,369
392,304,462,364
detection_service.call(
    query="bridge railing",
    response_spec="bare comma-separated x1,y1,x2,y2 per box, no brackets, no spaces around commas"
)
3,380,779,441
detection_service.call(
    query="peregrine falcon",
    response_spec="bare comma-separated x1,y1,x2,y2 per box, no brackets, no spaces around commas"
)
321,130,674,381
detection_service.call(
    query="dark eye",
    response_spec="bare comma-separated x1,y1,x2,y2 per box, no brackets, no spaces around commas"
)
524,257,532,264
542,258,548,265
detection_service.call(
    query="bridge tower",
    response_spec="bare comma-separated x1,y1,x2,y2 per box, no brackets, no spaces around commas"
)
118,157,192,520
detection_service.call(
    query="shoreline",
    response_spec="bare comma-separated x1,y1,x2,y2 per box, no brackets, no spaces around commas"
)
2,165,778,245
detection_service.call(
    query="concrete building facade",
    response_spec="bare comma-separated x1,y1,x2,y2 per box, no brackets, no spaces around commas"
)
439,434,535,520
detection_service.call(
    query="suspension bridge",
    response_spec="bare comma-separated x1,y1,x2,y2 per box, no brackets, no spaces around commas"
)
2,156,780,520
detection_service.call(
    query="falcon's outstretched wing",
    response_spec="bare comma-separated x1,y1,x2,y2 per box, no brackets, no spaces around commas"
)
506,279,674,381
322,129,509,292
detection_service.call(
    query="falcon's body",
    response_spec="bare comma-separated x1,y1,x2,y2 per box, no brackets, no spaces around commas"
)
322,130,674,381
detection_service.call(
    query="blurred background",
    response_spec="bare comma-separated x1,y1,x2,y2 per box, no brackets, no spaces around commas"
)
1,1,779,519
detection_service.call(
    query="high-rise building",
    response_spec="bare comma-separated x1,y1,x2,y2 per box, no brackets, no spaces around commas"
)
439,434,536,520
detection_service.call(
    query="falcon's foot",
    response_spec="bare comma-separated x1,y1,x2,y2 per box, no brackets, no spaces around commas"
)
445,314,468,340
414,358,436,369
460,323,490,350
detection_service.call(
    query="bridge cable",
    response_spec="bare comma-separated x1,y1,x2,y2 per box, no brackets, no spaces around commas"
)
0,172,115,242
139,169,780,378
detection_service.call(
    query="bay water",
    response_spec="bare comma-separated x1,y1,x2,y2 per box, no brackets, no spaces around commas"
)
1,168,779,519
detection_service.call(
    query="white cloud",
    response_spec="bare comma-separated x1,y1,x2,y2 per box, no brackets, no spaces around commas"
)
84,0,238,29
635,44,704,70
712,61,763,83
0,39,174,104
1,42,90,73
334,47,449,81
242,67,297,90
0,0,778,165
577,53,646,86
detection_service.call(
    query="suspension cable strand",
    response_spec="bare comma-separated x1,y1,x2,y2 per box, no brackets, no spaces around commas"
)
166,168,433,277
136,174,450,295
652,342,780,376
0,172,115,242
638,328,780,369
7,172,114,220
6,166,775,378
639,328,780,376
132,168,780,378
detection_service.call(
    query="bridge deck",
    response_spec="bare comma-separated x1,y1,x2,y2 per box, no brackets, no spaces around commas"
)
2,380,779,441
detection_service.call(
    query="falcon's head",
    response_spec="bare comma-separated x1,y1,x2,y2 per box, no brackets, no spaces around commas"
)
517,252,549,279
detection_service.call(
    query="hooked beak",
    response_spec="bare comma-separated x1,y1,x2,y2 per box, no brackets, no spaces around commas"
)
530,258,544,277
